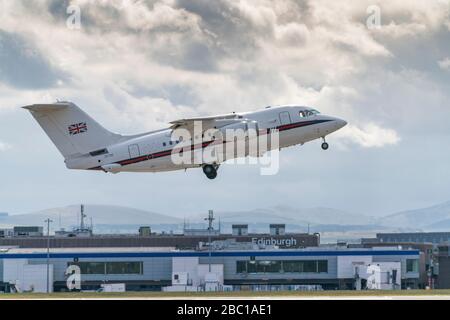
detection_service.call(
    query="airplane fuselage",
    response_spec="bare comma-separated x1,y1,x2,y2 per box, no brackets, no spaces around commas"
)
64,106,347,174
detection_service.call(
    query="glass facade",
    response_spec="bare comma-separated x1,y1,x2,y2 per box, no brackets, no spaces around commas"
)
106,262,142,274
406,259,419,273
69,261,143,275
237,260,328,274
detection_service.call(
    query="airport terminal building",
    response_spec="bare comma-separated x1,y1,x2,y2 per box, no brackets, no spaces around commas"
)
363,232,450,245
0,224,319,249
0,246,421,293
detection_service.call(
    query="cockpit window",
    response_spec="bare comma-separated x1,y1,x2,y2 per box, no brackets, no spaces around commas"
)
299,110,318,118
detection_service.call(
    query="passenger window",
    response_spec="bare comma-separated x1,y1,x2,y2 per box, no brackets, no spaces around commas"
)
163,142,166,147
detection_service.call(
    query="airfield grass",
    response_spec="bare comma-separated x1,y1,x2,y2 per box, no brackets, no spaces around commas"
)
1,289,450,299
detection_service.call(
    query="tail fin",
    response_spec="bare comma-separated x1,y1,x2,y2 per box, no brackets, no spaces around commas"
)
23,101,122,159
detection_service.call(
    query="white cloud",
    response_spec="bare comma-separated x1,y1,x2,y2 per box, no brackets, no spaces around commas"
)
375,0,450,35
335,123,401,148
0,141,12,151
438,58,450,70
0,0,449,218
376,21,428,38
0,0,448,138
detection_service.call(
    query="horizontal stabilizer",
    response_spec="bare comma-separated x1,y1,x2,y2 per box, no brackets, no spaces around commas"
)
23,103,69,113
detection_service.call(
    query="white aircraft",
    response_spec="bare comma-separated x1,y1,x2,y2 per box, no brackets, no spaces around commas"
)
23,102,347,179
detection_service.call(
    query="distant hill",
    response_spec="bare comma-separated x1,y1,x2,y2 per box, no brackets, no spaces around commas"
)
3,201,450,239
378,201,450,230
1,205,182,230
424,219,450,231
206,205,375,226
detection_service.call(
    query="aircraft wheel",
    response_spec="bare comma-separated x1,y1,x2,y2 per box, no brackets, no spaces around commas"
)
321,142,329,150
203,165,217,179
206,170,217,179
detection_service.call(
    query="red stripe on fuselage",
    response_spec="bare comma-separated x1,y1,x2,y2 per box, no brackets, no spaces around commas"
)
89,119,331,170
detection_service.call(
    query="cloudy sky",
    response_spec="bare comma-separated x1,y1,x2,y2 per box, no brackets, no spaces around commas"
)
0,0,449,218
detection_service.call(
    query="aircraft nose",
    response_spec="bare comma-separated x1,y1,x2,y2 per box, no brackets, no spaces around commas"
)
335,118,347,129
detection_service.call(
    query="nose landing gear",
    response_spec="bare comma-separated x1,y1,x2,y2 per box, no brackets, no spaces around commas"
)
202,164,219,179
321,138,329,150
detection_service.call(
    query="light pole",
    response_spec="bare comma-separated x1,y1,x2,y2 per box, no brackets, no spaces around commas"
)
45,218,53,293
204,210,215,273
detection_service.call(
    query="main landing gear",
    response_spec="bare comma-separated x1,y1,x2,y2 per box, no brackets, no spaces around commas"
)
321,137,329,150
202,164,219,180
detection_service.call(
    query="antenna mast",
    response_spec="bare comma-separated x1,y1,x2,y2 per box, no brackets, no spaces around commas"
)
80,204,86,230
205,210,215,232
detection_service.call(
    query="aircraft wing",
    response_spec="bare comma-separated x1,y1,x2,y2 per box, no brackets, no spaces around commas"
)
169,113,240,134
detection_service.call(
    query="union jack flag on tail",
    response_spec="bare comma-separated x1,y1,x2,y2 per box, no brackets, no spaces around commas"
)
68,122,88,135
